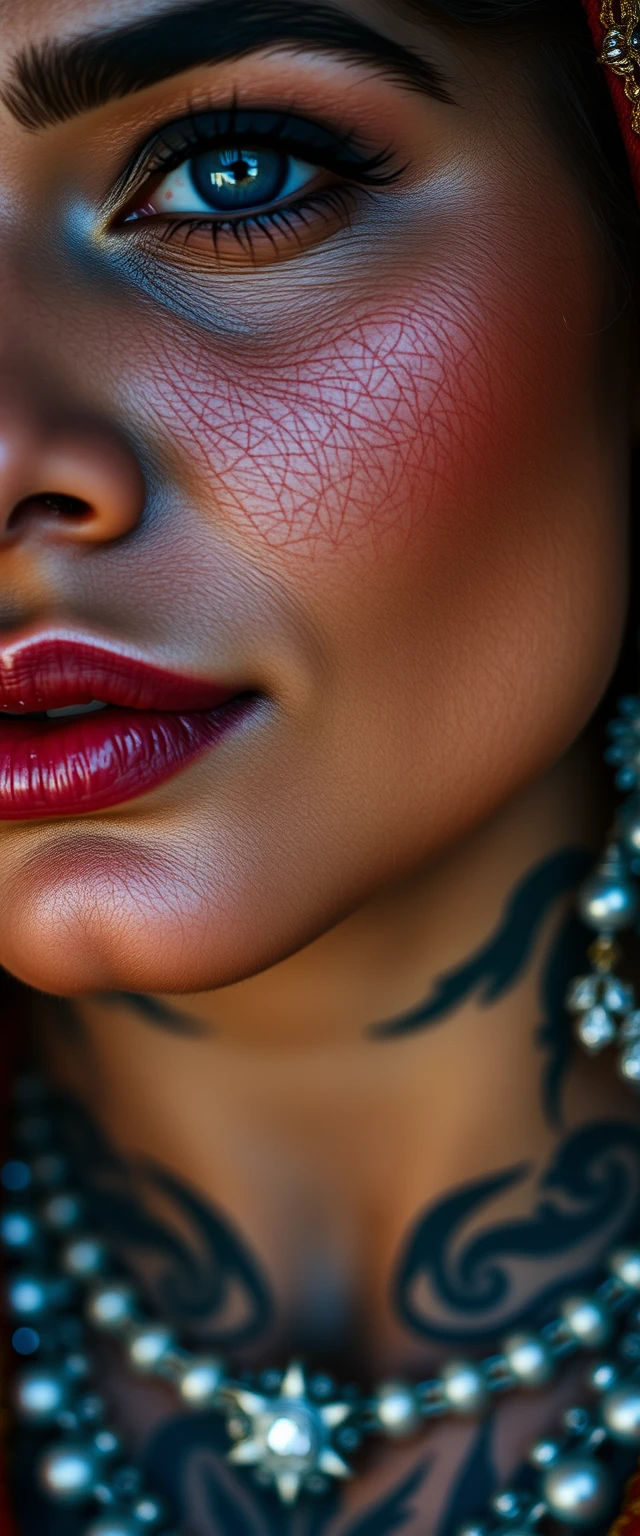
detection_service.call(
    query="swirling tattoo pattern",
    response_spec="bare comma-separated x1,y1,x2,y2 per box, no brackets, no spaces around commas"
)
55,1093,273,1348
22,850,638,1533
371,848,591,1128
394,1121,640,1341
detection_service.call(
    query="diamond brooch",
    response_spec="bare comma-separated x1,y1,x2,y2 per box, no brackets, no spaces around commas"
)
223,1362,355,1505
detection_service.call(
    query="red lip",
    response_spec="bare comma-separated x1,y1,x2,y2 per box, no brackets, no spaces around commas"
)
0,637,252,820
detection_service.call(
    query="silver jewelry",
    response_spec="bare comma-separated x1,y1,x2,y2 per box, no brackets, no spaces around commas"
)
5,1077,640,1529
567,694,640,1080
8,688,640,1528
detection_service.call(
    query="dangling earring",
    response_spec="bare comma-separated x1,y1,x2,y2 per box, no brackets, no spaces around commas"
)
567,697,640,1083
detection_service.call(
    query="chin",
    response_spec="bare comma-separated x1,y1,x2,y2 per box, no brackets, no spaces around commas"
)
0,824,331,998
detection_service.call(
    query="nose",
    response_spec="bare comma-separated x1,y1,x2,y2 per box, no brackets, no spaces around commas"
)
0,403,145,545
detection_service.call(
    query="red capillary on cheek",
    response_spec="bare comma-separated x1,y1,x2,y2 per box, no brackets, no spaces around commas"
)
148,295,505,554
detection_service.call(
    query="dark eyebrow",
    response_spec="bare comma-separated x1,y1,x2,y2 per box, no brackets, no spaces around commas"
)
2,0,453,133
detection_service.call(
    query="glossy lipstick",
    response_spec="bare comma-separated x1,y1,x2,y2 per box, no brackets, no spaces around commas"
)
0,638,251,819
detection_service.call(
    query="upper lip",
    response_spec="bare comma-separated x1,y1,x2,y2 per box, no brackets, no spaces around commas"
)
0,635,237,715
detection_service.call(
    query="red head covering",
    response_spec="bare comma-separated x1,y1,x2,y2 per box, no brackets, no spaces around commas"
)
582,0,640,194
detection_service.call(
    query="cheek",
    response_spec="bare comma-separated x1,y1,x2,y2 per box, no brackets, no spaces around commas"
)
140,246,597,565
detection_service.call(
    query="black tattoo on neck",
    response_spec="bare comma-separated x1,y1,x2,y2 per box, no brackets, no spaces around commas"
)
56,1093,273,1347
370,847,591,1046
98,991,207,1037
394,1119,640,1343
537,908,592,1129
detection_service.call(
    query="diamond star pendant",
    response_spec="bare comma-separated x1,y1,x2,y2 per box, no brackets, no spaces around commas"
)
224,1362,355,1505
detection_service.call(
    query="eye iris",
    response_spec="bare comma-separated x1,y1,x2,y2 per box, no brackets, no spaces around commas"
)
190,147,288,211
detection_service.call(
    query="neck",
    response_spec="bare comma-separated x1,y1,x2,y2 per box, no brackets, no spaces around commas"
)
35,726,629,1363
31,728,640,1534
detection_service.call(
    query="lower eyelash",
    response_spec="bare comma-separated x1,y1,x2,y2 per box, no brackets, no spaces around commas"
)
152,185,361,257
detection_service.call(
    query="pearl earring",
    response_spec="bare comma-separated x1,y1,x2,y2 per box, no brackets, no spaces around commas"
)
567,697,640,1082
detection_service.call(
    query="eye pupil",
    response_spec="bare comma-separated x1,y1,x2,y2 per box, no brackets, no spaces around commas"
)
191,146,287,212
215,150,258,189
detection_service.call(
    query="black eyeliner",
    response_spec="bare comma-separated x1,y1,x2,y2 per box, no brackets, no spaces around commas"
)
111,104,401,215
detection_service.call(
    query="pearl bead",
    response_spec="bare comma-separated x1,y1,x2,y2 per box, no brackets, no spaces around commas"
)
560,1296,613,1350
38,1442,97,1503
620,1042,640,1083
373,1382,421,1437
61,1236,108,1280
83,1520,139,1536
178,1356,224,1407
86,1282,136,1332
41,1192,83,1232
603,976,634,1013
587,1361,619,1395
576,1007,616,1054
542,1456,613,1526
92,1429,121,1459
618,799,640,855
567,977,598,1012
7,1272,50,1318
490,1491,527,1519
503,1332,554,1388
127,1324,174,1372
266,1414,314,1458
610,1247,640,1291
578,856,638,933
14,1366,68,1424
0,1209,38,1252
440,1361,488,1416
529,1438,561,1469
133,1494,170,1526
601,1382,640,1444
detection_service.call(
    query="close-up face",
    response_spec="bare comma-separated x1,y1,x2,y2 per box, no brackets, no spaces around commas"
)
0,0,633,997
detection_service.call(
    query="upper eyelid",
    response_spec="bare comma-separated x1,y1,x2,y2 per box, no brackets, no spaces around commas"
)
109,106,400,209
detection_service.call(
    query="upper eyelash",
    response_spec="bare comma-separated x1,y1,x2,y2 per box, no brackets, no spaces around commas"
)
112,103,403,214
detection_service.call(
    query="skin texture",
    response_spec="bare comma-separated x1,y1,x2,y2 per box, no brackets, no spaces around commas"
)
0,0,631,995
1,1,640,1532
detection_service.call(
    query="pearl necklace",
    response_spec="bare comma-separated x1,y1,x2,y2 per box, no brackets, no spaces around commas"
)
5,1088,640,1532
8,694,640,1532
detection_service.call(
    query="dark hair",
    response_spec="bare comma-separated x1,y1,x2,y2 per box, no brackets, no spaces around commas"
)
413,0,640,298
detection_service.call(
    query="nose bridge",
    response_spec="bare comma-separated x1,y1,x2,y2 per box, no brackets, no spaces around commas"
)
0,374,146,546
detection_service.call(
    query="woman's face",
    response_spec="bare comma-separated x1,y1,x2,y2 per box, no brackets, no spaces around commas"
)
0,0,631,995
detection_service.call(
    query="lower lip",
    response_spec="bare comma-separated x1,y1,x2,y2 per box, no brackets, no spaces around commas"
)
0,698,254,820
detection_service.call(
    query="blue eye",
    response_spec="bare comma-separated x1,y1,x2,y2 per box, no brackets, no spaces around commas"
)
151,146,318,217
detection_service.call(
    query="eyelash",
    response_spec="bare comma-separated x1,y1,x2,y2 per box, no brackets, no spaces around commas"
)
113,105,402,254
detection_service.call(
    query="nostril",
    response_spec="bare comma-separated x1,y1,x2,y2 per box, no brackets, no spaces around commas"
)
7,492,93,531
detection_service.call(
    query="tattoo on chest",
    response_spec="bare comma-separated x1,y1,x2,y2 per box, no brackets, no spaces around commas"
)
435,1420,496,1536
371,847,591,1128
56,1094,273,1346
142,1410,432,1536
394,1119,640,1342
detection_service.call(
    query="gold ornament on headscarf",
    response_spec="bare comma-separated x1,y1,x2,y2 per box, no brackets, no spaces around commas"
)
600,1,640,132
